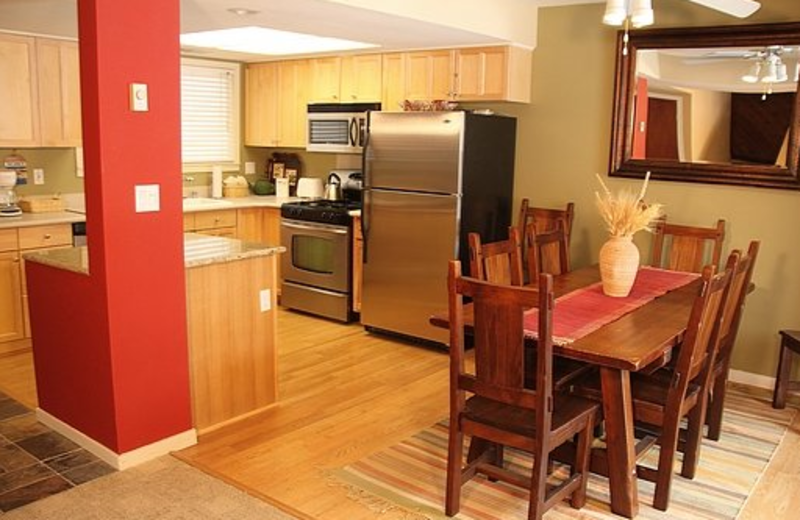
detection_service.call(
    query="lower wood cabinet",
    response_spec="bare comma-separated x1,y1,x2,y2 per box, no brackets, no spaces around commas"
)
183,209,237,237
186,252,279,433
0,224,73,353
352,215,363,313
236,207,282,284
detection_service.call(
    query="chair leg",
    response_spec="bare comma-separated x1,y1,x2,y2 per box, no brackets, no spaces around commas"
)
570,417,595,509
445,427,464,517
706,371,727,441
773,339,794,409
681,403,706,479
528,444,549,520
653,418,681,511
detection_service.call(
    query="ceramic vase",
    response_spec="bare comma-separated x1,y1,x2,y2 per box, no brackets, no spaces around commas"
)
599,235,640,297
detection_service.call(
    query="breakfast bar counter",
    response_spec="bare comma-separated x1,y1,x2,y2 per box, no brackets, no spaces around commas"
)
25,234,286,435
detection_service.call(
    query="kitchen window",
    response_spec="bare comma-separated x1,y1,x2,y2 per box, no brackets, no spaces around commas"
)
180,58,241,172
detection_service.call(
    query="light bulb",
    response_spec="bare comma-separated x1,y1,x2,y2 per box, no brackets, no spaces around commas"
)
776,62,788,83
630,0,654,28
603,0,628,26
761,56,779,83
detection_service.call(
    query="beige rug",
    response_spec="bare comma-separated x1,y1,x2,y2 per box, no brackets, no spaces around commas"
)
1,455,299,519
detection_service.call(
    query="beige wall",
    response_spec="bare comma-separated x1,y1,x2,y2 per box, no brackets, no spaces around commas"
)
476,0,800,379
0,148,84,196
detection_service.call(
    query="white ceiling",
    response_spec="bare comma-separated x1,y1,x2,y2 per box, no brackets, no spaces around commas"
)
0,0,601,62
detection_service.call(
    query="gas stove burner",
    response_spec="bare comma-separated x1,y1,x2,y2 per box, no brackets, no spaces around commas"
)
280,199,360,226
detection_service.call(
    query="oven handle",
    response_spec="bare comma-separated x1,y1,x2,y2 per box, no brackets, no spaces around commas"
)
281,221,349,235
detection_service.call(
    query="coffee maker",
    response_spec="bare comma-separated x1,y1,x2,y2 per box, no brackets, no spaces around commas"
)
0,170,22,217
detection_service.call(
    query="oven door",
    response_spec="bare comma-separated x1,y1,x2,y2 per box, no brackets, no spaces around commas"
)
280,218,350,293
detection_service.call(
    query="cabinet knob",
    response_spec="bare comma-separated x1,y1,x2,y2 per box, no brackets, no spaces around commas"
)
43,234,52,240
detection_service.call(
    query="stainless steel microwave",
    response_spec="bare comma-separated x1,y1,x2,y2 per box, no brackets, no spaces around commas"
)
306,102,381,154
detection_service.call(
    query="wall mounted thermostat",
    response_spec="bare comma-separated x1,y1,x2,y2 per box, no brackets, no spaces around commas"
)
130,83,149,112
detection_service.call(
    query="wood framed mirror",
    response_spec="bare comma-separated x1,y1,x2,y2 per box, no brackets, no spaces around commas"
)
609,22,800,190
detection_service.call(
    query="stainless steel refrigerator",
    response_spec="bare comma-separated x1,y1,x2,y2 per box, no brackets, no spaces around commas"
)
360,111,516,345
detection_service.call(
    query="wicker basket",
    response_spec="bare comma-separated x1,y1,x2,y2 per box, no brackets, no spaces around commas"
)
18,196,66,213
223,186,249,198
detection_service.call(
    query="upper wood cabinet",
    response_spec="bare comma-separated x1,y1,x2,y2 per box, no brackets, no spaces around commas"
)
37,39,83,147
453,46,531,103
0,34,82,148
309,56,342,103
245,60,309,148
309,55,382,104
405,50,455,102
340,54,382,103
0,34,39,147
381,53,406,112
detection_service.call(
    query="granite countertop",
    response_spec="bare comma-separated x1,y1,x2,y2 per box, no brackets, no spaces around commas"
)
23,233,285,275
0,195,305,230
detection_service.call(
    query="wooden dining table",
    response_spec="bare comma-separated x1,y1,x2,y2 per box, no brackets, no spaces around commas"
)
429,264,702,519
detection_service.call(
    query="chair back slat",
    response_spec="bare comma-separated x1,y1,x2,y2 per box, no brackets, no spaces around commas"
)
448,261,553,412
468,227,523,286
673,265,731,388
717,241,760,362
517,199,575,246
526,220,570,279
652,219,726,273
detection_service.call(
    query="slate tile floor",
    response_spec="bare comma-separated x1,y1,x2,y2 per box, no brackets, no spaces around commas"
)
0,391,115,513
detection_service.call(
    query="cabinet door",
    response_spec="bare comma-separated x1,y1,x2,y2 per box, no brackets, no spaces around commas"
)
340,54,382,103
237,207,282,284
37,39,82,147
194,209,237,231
381,53,406,112
0,34,40,147
245,63,280,146
405,50,454,101
309,57,342,103
0,251,24,344
278,60,310,148
454,46,507,101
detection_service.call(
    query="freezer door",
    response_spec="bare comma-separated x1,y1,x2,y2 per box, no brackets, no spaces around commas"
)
361,189,458,345
365,111,464,194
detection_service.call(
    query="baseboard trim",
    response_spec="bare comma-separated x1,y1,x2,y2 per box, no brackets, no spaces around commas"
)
729,369,776,391
36,409,197,471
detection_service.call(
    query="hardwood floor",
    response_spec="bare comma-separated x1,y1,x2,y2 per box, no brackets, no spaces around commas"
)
1,310,799,518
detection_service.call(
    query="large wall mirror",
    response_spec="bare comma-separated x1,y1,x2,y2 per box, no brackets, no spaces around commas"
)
609,23,800,190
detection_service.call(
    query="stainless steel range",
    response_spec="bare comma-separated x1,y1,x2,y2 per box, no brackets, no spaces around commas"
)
280,198,360,322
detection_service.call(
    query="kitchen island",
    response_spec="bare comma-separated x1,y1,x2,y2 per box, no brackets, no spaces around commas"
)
25,233,285,434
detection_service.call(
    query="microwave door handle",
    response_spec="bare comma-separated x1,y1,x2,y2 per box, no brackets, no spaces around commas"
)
349,118,358,146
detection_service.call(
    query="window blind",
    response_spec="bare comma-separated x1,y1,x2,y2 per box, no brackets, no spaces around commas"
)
181,59,240,169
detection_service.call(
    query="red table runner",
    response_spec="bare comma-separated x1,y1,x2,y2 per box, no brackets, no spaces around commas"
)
523,267,700,345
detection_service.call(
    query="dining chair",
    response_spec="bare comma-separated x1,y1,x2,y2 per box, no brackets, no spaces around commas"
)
517,199,575,246
650,218,726,273
469,226,589,391
573,264,731,511
525,219,571,279
705,241,760,440
468,226,524,286
773,330,800,409
445,261,599,520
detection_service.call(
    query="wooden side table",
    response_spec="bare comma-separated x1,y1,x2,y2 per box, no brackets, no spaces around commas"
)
772,330,800,409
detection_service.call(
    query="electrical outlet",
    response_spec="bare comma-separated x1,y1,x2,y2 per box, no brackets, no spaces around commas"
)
259,289,272,312
245,161,256,175
33,168,45,185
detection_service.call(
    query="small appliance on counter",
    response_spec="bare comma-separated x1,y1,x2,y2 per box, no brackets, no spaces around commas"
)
296,177,324,199
0,170,22,217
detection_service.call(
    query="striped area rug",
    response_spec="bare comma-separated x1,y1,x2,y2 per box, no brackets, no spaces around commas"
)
333,390,795,520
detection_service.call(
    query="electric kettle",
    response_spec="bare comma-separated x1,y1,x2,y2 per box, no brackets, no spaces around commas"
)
324,172,342,201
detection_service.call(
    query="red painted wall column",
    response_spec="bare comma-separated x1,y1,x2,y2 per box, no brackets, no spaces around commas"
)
28,0,192,454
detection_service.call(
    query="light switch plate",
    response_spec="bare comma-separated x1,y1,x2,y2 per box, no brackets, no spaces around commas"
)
259,289,272,312
33,168,45,185
134,184,160,213
245,161,256,175
130,83,149,112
